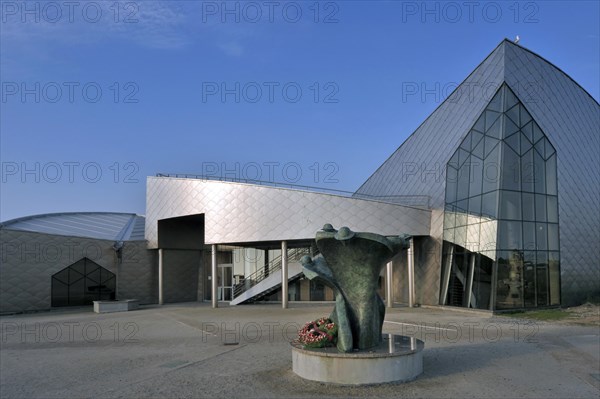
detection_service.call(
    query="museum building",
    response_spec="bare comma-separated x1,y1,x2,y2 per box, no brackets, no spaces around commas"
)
1,39,598,314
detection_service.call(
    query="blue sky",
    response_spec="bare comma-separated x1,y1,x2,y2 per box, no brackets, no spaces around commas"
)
1,0,598,221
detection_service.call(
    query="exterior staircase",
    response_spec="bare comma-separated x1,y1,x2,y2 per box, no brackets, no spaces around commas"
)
230,248,311,305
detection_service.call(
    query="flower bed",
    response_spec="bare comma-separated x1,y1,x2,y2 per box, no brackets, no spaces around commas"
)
297,317,338,349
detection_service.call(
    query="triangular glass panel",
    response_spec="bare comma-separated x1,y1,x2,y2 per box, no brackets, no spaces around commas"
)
503,114,519,138
486,115,502,138
457,158,471,201
445,173,457,204
69,268,84,284
473,113,485,133
544,138,556,159
504,85,519,109
533,123,544,143
447,165,458,180
448,150,459,168
53,269,69,285
506,104,520,127
485,110,501,131
472,136,485,159
535,137,546,159
87,268,101,285
520,132,532,154
520,105,532,126
458,148,469,167
460,132,472,151
102,273,115,285
505,132,520,154
486,88,503,113
521,122,534,143
484,136,499,157
471,130,484,150
501,143,521,191
71,260,85,276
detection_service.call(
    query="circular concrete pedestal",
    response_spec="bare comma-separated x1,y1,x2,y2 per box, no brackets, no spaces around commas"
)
291,334,424,385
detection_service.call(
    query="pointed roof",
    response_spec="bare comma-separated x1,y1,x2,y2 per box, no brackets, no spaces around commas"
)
354,39,599,210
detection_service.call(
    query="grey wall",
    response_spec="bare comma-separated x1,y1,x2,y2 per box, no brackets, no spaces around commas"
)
389,236,441,306
391,251,408,304
0,229,156,313
162,249,202,303
118,241,157,304
414,235,443,306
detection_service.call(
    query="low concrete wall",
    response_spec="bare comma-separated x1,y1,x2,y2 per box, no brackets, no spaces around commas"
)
93,299,139,313
292,334,424,385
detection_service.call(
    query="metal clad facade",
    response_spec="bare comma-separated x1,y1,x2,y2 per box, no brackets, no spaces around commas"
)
145,177,431,248
355,40,600,305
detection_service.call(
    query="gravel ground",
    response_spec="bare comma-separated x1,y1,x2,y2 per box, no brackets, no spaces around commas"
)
1,302,598,398
562,303,600,326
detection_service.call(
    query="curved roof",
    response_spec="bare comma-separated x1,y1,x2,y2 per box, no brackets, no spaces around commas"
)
0,212,145,241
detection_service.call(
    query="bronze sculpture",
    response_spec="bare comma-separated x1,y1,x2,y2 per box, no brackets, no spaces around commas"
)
301,224,409,352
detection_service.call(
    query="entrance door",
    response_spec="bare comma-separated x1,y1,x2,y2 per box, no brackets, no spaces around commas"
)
218,264,233,301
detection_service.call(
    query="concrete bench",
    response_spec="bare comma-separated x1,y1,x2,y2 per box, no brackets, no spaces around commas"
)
93,299,139,313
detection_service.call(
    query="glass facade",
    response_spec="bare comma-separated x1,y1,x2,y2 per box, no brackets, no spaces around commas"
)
441,84,560,310
51,258,116,307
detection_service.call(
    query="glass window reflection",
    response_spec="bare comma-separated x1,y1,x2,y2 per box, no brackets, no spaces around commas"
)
442,84,560,310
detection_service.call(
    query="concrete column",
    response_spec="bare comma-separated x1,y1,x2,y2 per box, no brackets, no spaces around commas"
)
385,261,393,308
264,249,270,277
243,248,252,291
490,259,498,311
410,336,417,351
466,253,476,308
211,244,218,308
158,248,164,305
407,238,415,308
441,245,454,305
281,241,288,309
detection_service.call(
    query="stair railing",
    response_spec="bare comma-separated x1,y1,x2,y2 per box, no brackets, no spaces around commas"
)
232,247,313,298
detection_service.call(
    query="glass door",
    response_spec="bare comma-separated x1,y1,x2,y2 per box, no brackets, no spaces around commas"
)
218,264,233,301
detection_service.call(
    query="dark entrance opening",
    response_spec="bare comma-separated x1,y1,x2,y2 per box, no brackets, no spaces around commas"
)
51,258,116,307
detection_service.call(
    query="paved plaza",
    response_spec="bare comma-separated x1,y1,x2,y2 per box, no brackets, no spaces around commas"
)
1,303,598,398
